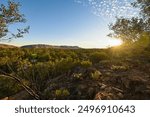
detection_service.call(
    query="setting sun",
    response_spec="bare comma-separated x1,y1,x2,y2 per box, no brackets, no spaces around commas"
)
108,38,123,47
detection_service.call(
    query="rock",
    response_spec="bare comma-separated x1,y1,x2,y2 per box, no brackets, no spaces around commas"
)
107,95,113,100
94,92,113,100
100,84,107,90
94,92,102,100
112,87,123,93
105,72,111,76
98,82,102,87
1,97,9,100
117,93,124,99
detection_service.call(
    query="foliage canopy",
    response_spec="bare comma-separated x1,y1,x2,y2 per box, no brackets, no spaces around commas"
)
0,0,29,41
109,0,150,44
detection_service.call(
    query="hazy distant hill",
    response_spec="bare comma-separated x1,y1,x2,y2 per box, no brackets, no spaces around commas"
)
21,44,81,49
0,44,18,48
0,44,81,49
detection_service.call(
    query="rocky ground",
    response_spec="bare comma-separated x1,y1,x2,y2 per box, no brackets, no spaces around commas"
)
2,57,150,100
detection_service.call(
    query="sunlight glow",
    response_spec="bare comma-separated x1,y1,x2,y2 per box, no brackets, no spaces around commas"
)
108,38,123,47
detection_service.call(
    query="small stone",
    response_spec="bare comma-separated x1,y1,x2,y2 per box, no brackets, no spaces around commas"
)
105,72,111,76
117,93,124,99
107,96,112,100
100,84,107,90
98,82,102,87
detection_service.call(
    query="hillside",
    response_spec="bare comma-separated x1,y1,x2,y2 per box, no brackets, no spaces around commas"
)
21,44,81,49
0,44,81,49
0,44,18,48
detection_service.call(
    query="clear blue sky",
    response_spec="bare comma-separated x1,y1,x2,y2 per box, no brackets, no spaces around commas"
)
1,0,138,48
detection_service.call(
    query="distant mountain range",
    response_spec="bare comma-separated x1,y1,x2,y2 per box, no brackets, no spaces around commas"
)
0,44,81,49
21,44,80,49
0,44,18,48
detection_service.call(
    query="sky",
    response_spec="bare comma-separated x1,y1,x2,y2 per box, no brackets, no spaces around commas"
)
0,0,139,48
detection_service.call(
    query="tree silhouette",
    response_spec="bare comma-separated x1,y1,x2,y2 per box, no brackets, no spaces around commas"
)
108,0,150,44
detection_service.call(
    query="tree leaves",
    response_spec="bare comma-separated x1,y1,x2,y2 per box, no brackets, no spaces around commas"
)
0,0,29,41
109,0,150,43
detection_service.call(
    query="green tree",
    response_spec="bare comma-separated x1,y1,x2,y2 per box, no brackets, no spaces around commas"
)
108,0,150,44
133,0,150,20
0,0,29,41
132,0,150,32
108,17,145,43
0,1,38,100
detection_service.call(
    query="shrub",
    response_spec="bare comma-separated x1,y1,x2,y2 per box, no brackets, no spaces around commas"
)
55,89,70,98
62,89,70,96
90,52,109,63
91,70,102,80
54,57,79,74
72,73,83,80
55,90,62,97
111,65,129,71
80,60,92,68
37,53,50,62
0,76,21,98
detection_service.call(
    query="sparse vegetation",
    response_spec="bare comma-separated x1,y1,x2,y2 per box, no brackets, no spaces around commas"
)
55,89,70,98
0,0,149,100
0,46,149,100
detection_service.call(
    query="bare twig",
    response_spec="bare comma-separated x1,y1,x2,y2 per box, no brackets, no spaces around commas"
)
0,70,40,100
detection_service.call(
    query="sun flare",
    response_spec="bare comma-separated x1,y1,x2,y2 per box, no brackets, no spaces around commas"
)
108,38,123,47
